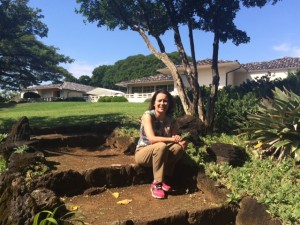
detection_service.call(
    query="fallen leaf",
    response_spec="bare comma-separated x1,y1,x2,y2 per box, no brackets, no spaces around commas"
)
71,205,79,211
117,199,132,205
112,192,120,198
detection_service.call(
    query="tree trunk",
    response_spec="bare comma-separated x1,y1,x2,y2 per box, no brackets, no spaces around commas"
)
188,20,205,122
205,32,220,130
135,27,194,115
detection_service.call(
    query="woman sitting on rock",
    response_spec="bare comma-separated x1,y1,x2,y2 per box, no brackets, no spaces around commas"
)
135,89,187,199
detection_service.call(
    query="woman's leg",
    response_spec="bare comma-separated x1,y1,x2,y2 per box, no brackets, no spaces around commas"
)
164,143,184,177
135,142,168,182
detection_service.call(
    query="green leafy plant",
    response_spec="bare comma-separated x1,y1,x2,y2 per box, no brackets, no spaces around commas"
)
14,144,29,154
205,158,300,225
182,142,211,167
25,162,49,182
241,87,300,161
0,155,6,173
0,133,8,142
200,133,249,149
33,205,85,225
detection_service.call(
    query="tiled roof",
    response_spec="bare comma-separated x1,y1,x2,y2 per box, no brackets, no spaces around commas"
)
242,57,300,71
23,83,61,90
196,59,236,66
116,74,173,87
60,82,95,92
168,59,237,69
23,82,95,93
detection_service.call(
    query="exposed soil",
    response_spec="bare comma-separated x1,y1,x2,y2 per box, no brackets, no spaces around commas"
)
31,132,235,225
64,185,218,225
43,146,135,173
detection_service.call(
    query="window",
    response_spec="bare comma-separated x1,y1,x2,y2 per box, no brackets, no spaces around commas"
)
167,85,174,92
157,85,174,92
143,86,154,93
156,85,167,91
132,87,142,93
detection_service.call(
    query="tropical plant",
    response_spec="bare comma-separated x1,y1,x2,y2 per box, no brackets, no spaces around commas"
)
14,145,30,154
241,87,300,161
0,133,8,142
205,158,300,225
33,205,85,225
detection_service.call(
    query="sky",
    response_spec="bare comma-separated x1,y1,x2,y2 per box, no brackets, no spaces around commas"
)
28,0,300,78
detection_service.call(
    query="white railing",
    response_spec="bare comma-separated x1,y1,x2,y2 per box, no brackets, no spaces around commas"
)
125,93,154,103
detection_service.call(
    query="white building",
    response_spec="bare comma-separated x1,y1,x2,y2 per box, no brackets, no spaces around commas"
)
116,57,300,102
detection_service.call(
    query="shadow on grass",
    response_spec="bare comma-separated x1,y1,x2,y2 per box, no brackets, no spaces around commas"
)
0,102,18,110
0,113,140,133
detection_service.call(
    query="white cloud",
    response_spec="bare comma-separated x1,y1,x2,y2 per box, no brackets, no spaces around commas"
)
293,47,300,57
273,42,300,57
66,62,96,78
273,43,291,52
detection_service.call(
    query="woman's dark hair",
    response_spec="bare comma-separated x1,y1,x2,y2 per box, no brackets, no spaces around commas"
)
148,90,175,115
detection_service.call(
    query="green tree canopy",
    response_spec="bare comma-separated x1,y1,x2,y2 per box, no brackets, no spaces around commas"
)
0,0,73,90
90,52,183,89
76,0,282,130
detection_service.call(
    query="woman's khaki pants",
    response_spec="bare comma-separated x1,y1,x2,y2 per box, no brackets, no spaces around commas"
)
135,142,184,182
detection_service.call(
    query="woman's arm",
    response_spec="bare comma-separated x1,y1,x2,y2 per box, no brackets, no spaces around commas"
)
171,122,187,150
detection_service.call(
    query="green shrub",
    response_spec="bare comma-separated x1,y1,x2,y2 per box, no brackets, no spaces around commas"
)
281,70,300,95
181,142,211,168
205,158,300,225
110,96,128,102
214,90,258,133
200,133,249,149
173,95,185,118
64,97,85,102
241,87,300,161
98,96,128,102
97,96,111,102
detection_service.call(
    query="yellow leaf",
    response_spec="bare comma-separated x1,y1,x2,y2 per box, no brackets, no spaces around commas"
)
117,199,132,205
112,192,120,198
71,205,79,211
254,142,263,149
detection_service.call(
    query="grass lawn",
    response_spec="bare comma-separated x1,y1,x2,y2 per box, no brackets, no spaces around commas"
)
0,102,148,132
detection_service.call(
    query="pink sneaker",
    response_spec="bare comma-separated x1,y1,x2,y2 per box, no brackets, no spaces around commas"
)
150,182,165,199
162,182,171,192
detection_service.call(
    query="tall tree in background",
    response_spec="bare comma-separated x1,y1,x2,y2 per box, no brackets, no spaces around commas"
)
76,0,281,131
90,52,183,89
0,0,73,90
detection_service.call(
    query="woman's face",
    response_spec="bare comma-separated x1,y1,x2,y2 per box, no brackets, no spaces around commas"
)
154,93,169,114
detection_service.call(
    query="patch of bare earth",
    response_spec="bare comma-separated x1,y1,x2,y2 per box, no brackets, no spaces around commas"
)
32,132,235,225
65,185,218,225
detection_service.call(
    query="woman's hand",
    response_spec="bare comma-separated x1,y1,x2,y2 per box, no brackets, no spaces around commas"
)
178,140,188,150
172,135,187,150
172,135,182,142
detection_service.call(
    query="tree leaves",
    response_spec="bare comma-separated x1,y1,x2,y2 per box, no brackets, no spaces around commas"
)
0,0,73,90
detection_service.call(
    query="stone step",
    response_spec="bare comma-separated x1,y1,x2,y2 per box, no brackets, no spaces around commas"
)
63,183,236,225
26,144,236,225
